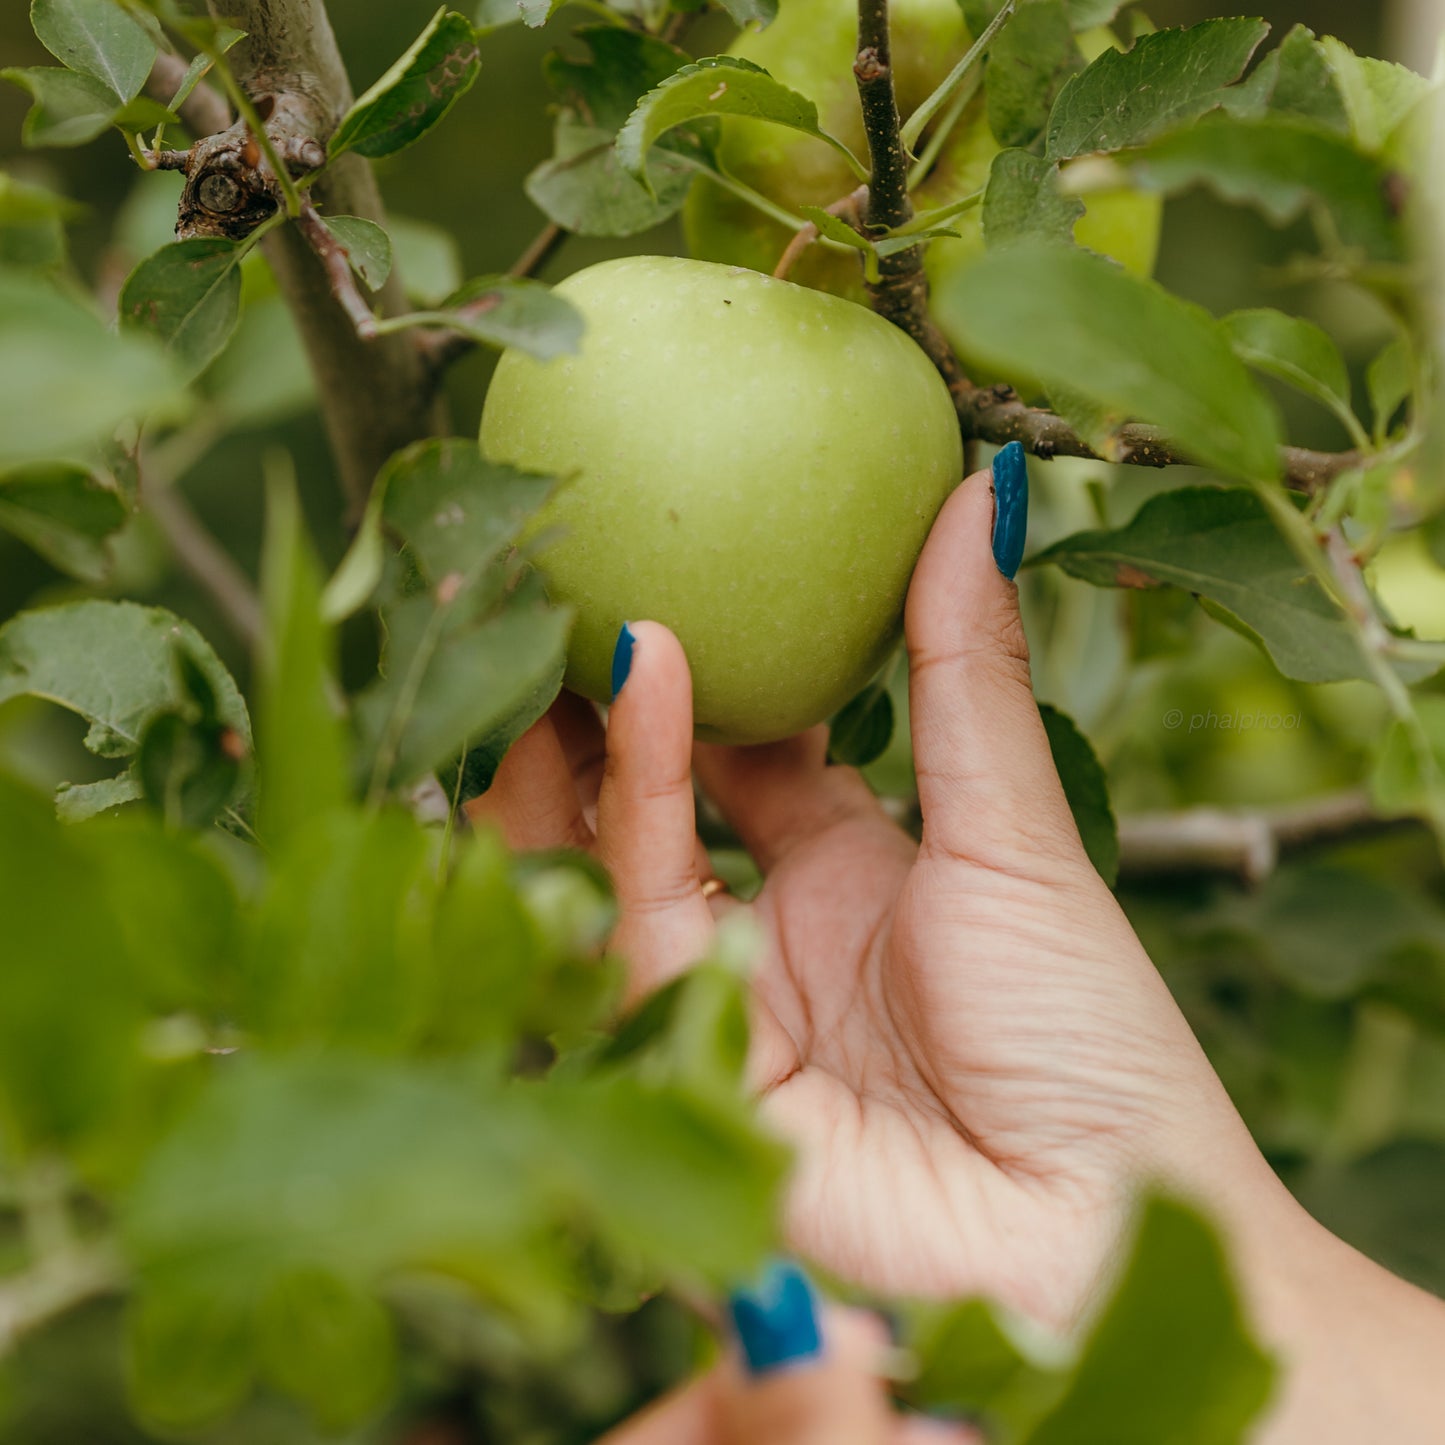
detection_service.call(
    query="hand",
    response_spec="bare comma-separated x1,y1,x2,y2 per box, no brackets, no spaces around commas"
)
474,465,1445,1441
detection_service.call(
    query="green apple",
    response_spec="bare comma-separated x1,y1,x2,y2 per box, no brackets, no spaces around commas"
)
480,255,962,745
682,0,1162,311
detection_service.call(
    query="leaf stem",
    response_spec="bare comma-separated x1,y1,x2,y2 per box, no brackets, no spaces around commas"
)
906,73,978,190
899,0,1014,153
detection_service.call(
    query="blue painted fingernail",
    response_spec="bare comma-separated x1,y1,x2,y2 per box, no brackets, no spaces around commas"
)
991,441,1029,580
727,1260,822,1376
611,622,635,699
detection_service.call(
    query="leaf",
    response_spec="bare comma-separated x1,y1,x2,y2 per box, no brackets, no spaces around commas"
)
55,772,144,821
389,213,462,305
987,0,1081,150
0,600,251,802
933,244,1281,482
321,214,392,291
329,8,482,160
1367,336,1412,443
443,648,566,802
1222,309,1358,436
982,147,1085,248
1046,18,1270,160
3,65,121,147
127,1291,254,1434
1130,116,1405,262
1040,704,1118,885
0,461,128,581
1063,0,1129,25
255,466,350,847
0,171,76,268
31,0,156,103
399,276,584,360
137,709,242,830
1265,25,1349,134
828,678,894,767
1026,1197,1274,1444
616,57,866,193
119,237,244,380
163,26,242,113
1372,698,1445,821
542,24,692,133
718,0,778,25
1031,486,1420,685
1319,37,1434,157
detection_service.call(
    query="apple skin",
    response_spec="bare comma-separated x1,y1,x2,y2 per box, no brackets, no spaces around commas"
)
682,0,1162,317
479,255,962,745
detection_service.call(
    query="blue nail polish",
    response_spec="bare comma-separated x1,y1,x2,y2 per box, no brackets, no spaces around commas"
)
727,1260,822,1376
611,622,636,699
991,441,1029,580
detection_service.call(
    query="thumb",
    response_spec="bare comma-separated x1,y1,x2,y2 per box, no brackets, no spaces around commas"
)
904,444,1085,874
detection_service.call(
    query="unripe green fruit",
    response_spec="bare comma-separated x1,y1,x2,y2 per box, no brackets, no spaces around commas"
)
480,256,962,745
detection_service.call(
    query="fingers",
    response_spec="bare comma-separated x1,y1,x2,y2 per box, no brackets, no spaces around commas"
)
593,1371,726,1445
464,710,592,851
694,728,893,875
596,622,716,997
904,453,1086,873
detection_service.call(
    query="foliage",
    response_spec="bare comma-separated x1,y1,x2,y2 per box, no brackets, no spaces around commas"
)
1,0,1444,1439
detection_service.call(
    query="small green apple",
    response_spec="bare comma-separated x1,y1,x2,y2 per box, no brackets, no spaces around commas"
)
480,255,962,745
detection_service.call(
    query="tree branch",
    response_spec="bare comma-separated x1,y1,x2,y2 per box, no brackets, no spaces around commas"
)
1116,790,1417,885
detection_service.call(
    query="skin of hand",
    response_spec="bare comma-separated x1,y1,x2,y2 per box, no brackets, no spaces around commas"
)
471,469,1445,1442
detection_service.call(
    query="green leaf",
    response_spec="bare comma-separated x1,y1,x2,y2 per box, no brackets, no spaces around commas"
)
0,774,146,1147
1046,18,1270,160
31,0,157,102
255,463,350,846
933,244,1282,482
1063,0,1129,25
1319,37,1434,157
55,771,144,821
443,647,566,802
616,57,867,193
1265,25,1349,134
389,213,462,305
1367,336,1412,444
543,24,692,133
2,66,121,146
717,0,778,27
127,1291,254,1435
119,237,244,380
987,0,1081,150
162,27,242,114
256,1268,396,1432
0,600,251,802
0,461,128,581
0,172,76,268
1130,116,1405,262
393,276,584,360
137,708,242,829
1027,1197,1274,1444
982,147,1084,248
321,214,392,291
828,677,895,767
1222,308,1360,441
1372,698,1445,822
1040,704,1118,886
329,8,482,160
1031,486,1421,685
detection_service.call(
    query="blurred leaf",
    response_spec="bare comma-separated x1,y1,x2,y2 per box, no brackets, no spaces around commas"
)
0,601,250,803
1040,704,1118,886
127,1289,255,1434
329,8,482,160
255,466,349,847
544,24,691,132
56,771,144,820
388,213,462,305
1027,1197,1274,1443
137,708,242,830
395,276,583,360
1372,697,1445,821
987,0,1081,151
1265,25,1349,133
1131,116,1405,262
1044,380,1127,458
244,809,435,1048
717,0,778,27
119,238,245,380
617,57,866,193
444,645,566,802
2,66,121,147
256,1268,396,1432
983,148,1084,248
1318,37,1433,157
0,172,75,267
1046,19,1268,160
321,215,392,291
934,245,1281,482
1032,487,1426,684
1367,336,1412,444
828,678,894,767
31,0,157,102
0,774,144,1147
1063,0,1129,24
205,292,315,428
1222,309,1360,440
0,461,128,581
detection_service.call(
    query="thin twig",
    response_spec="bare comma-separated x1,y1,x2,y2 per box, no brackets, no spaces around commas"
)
1117,790,1418,885
508,220,568,280
144,49,232,139
296,197,379,339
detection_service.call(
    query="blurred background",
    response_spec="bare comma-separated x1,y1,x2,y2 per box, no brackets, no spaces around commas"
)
4,1,1445,1439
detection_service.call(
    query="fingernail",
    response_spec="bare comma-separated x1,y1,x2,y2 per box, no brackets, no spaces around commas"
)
727,1259,823,1376
611,622,635,699
991,441,1029,580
